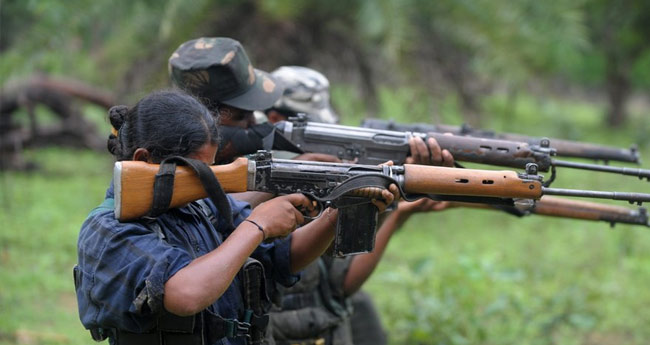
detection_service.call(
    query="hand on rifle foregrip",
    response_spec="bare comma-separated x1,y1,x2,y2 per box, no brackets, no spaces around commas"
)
245,194,316,239
354,161,399,213
398,198,451,215
401,135,454,213
368,184,400,214
405,135,455,167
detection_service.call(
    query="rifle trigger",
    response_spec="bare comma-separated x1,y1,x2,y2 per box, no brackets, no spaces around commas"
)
301,197,325,221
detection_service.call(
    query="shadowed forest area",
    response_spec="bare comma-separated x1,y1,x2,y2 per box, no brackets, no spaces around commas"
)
1,0,650,344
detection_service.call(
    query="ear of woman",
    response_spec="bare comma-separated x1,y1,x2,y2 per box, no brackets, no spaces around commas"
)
132,148,151,162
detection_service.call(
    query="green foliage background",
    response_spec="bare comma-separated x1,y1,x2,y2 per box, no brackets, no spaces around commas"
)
1,0,650,344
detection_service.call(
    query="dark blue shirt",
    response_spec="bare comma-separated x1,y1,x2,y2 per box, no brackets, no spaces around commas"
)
76,183,298,344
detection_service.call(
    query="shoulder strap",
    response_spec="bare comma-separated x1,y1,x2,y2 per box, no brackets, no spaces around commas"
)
195,199,217,227
149,156,233,231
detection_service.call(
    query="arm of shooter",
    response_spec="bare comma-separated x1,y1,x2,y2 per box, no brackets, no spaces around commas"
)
230,191,274,208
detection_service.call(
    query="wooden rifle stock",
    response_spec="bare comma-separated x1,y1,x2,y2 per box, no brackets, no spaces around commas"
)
115,158,249,221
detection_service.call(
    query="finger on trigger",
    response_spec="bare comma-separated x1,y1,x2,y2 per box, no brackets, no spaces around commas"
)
287,193,309,207
293,207,305,225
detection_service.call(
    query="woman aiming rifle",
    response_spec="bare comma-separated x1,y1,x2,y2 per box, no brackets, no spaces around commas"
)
73,90,397,345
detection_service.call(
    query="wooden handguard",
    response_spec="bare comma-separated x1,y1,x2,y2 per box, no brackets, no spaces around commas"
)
532,196,637,221
114,157,250,221
446,196,638,221
403,164,542,199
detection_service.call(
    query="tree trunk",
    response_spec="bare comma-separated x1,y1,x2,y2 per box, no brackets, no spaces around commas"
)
606,63,631,127
0,75,115,170
604,54,630,128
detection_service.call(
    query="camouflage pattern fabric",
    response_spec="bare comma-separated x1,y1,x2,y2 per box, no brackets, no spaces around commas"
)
169,37,283,111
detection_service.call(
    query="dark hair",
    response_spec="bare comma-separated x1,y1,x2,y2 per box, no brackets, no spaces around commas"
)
107,90,219,162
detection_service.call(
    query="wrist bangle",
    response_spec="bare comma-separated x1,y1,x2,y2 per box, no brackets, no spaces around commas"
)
244,219,266,241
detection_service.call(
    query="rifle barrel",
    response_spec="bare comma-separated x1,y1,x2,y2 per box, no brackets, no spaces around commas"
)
552,159,650,180
542,187,650,204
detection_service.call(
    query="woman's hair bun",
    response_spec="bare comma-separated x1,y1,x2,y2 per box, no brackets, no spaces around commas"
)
108,105,129,130
107,105,129,157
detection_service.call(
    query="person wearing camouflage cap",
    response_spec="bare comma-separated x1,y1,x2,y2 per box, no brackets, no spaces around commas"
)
169,37,284,128
265,66,339,124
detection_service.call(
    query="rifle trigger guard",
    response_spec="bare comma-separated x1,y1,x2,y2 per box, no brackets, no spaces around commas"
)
301,196,326,222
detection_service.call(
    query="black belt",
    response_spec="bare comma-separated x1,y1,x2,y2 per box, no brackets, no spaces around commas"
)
106,309,269,345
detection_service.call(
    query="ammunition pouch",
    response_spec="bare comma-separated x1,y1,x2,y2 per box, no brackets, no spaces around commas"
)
240,257,272,345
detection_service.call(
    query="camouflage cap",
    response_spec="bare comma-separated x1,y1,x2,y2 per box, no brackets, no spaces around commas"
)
270,66,339,124
169,37,283,111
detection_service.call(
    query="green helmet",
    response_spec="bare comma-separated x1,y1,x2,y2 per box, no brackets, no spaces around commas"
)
269,66,339,124
169,37,283,111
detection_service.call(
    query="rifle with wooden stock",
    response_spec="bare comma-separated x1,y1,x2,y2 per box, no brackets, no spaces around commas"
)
361,118,640,164
445,196,649,227
113,151,650,255
271,116,650,185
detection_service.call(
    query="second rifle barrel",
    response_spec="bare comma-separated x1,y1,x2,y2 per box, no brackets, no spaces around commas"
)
542,187,650,203
552,159,650,180
361,119,641,163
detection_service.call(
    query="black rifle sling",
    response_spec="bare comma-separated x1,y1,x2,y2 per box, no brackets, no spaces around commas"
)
149,156,233,230
310,174,400,206
150,161,177,217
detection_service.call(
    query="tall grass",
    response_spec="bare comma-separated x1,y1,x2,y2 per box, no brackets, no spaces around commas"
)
0,148,113,344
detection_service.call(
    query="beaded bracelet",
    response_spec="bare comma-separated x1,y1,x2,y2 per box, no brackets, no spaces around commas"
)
244,219,266,241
